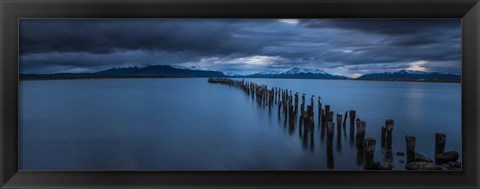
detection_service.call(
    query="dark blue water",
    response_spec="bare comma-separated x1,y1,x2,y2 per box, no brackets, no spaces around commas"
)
19,78,461,170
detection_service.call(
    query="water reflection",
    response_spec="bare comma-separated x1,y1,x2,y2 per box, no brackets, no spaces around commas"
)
20,78,461,170
212,78,405,170
327,145,334,169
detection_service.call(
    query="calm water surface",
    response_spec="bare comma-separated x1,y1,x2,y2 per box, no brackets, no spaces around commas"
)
19,78,461,170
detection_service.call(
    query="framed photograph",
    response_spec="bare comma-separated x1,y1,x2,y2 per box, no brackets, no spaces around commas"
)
1,0,479,188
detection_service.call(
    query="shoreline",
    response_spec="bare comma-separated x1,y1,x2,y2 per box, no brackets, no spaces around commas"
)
19,76,461,84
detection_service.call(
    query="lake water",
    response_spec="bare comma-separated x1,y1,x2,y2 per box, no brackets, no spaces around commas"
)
19,78,461,171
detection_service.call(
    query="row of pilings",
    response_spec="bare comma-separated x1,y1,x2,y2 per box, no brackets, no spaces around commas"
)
207,78,461,171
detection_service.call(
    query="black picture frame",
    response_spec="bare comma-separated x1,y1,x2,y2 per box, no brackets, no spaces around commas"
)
1,0,479,188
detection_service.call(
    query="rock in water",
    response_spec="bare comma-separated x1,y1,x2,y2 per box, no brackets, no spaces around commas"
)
405,162,442,170
435,151,459,164
375,161,393,170
414,153,433,163
367,161,393,170
396,151,405,156
440,161,462,170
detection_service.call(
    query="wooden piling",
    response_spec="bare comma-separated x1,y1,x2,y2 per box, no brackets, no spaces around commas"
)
381,126,386,148
337,127,342,152
405,135,416,163
435,133,447,164
435,133,446,156
349,110,356,131
365,137,376,169
327,111,334,123
349,110,356,145
356,147,365,166
336,113,342,141
348,110,357,135
356,120,366,150
301,94,305,114
385,119,394,149
320,116,326,143
327,122,335,146
294,93,299,112
318,97,322,119
336,114,343,131
321,109,326,127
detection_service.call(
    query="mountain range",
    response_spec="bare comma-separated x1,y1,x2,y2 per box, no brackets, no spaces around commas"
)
20,65,226,79
358,70,461,82
243,67,347,79
20,65,461,83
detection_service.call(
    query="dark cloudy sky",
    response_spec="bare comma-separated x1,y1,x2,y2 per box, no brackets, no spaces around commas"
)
19,19,461,77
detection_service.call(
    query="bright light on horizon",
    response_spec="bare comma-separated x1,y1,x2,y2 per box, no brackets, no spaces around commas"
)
408,60,428,71
278,19,300,25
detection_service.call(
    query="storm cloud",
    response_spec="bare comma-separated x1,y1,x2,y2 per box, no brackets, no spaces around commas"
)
19,19,461,77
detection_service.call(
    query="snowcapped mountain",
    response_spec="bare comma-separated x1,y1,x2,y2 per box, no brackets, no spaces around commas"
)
246,67,347,79
256,70,285,75
224,71,248,77
283,67,328,75
170,65,190,70
358,70,461,82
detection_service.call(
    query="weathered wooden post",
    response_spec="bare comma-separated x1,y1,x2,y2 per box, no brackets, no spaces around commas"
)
381,126,386,148
336,114,343,132
435,133,446,155
385,119,394,149
325,105,331,115
365,137,376,170
308,105,314,121
318,97,322,120
356,120,366,150
349,110,356,145
301,94,305,113
435,133,447,164
336,113,342,149
337,128,342,152
349,110,356,126
405,135,416,163
349,110,356,139
321,109,326,127
327,122,335,147
320,117,326,144
294,93,299,114
357,146,365,165
327,111,334,123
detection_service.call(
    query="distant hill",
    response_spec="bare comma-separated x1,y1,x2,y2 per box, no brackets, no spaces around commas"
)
357,70,461,82
20,66,461,83
245,67,348,79
20,65,226,80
